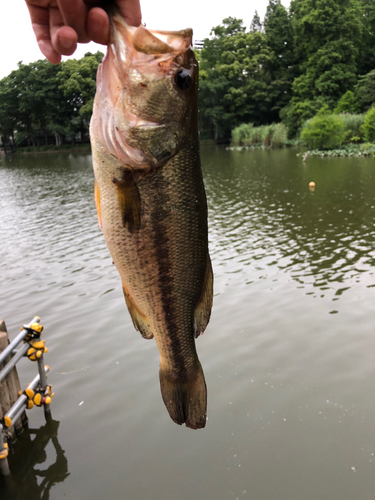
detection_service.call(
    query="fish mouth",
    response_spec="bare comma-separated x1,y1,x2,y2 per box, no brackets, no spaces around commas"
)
110,15,193,76
111,15,192,57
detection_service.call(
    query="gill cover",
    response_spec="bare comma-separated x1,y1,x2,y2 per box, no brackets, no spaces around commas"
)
90,15,198,169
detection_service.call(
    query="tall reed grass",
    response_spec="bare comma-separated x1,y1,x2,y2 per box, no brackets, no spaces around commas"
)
231,123,288,148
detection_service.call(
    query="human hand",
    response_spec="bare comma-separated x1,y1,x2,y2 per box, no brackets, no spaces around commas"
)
26,0,142,64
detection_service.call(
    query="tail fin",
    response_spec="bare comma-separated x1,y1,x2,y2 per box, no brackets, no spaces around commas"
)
159,362,207,429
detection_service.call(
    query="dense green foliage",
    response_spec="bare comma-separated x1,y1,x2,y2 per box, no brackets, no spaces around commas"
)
355,70,375,111
301,112,346,149
285,0,363,136
199,0,375,142
339,113,365,141
263,0,295,122
199,17,274,139
359,0,375,75
300,109,367,149
0,52,103,148
334,91,359,114
361,107,375,142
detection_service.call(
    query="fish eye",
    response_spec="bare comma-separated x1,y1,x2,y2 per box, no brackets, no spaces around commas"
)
174,69,192,91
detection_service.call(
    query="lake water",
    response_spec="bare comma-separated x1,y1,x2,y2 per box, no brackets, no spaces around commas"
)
1,146,375,499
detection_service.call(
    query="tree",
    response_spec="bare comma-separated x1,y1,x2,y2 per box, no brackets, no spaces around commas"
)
355,70,375,111
334,90,359,113
0,74,20,144
250,11,262,33
263,0,295,121
0,61,63,147
57,52,103,142
358,0,375,75
21,60,67,146
286,0,363,136
0,51,103,148
199,18,274,140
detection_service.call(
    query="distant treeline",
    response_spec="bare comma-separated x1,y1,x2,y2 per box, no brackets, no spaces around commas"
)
0,52,103,149
1,0,375,149
198,0,375,141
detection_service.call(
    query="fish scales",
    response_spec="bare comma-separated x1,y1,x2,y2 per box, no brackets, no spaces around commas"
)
94,142,207,369
90,10,213,429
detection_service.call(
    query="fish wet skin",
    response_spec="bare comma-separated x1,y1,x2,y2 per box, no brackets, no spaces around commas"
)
90,13,213,429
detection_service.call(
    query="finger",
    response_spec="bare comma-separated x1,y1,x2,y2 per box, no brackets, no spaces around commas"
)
37,39,62,64
86,7,109,45
56,0,90,43
55,26,78,56
50,6,78,55
26,3,62,64
116,0,142,26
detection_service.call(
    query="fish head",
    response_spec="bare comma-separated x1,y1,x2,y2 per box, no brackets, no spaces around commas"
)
91,16,198,169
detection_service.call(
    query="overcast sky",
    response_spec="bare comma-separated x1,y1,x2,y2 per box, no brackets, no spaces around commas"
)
0,0,290,80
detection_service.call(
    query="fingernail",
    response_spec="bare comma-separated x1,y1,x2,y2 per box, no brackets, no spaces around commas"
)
59,36,75,50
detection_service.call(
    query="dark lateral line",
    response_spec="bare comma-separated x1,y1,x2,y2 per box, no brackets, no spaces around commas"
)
151,181,190,378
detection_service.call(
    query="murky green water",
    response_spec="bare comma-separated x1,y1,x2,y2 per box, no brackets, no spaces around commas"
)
1,146,375,499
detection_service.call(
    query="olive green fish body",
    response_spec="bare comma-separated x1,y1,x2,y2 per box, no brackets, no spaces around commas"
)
90,14,212,429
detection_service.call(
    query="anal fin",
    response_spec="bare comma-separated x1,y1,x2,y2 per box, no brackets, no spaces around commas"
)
194,255,213,338
122,285,154,339
113,170,141,233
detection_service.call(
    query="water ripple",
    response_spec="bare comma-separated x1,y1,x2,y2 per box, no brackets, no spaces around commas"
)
202,148,375,301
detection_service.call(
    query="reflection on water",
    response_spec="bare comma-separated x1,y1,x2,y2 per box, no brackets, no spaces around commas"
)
202,147,375,300
2,148,375,500
0,416,68,500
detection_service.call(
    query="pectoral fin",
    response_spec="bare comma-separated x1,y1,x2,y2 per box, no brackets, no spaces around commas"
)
94,180,102,228
194,255,214,338
122,286,154,339
113,171,141,233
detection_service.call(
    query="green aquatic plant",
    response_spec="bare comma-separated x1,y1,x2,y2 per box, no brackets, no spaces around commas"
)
301,114,345,150
299,143,375,157
361,107,375,142
339,113,365,142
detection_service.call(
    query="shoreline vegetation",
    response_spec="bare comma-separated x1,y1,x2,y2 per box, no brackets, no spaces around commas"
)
227,143,375,158
228,108,375,157
3,140,375,158
8,144,92,154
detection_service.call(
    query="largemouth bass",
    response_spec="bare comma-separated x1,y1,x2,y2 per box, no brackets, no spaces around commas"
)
90,12,213,429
